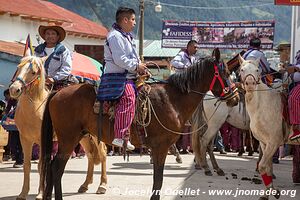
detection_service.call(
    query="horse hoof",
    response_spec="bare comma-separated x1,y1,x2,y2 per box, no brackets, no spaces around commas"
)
258,197,268,200
194,164,202,170
205,170,213,176
78,185,88,193
272,173,277,179
35,194,43,200
176,157,182,164
216,169,225,176
96,185,107,194
273,189,280,199
16,197,26,200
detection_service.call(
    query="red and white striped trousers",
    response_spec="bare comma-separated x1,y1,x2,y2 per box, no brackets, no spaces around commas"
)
289,84,300,125
114,83,136,139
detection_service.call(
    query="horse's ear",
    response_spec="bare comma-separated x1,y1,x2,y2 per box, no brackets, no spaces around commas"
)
41,56,48,64
212,48,220,63
238,54,245,65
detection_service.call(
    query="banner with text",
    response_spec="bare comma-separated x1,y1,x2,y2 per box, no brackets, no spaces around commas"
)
275,0,300,5
161,20,275,49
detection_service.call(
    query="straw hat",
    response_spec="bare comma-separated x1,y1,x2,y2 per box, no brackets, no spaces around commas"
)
38,23,66,43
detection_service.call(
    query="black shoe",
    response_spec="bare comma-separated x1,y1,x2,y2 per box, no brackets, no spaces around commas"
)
272,158,279,164
225,147,232,152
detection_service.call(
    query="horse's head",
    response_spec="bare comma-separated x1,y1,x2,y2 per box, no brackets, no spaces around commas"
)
9,55,47,99
209,50,239,107
238,55,260,92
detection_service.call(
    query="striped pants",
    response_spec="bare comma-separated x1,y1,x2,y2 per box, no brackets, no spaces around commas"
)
288,84,300,125
114,83,136,139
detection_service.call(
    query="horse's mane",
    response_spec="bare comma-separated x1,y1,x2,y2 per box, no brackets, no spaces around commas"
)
168,57,214,93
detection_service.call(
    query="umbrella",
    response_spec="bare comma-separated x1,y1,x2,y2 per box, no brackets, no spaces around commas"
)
71,52,103,81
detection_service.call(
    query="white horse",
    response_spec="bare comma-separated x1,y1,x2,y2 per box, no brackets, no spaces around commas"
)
192,92,250,176
239,56,300,200
9,52,107,200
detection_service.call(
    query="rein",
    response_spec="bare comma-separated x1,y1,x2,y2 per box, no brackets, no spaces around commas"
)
13,67,41,98
148,96,222,135
135,87,222,136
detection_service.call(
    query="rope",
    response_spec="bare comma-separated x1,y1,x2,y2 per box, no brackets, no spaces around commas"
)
145,96,221,135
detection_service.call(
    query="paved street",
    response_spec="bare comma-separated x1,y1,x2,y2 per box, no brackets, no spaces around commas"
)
0,152,299,200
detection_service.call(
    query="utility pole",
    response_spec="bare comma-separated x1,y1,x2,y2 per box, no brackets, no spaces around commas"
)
139,0,145,62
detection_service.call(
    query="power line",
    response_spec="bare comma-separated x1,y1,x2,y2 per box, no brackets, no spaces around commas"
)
147,0,274,10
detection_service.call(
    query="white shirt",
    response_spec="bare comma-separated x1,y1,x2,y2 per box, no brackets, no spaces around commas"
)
44,47,55,56
170,51,196,73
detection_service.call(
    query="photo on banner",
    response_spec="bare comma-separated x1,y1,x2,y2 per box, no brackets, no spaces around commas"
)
274,0,300,5
161,20,275,49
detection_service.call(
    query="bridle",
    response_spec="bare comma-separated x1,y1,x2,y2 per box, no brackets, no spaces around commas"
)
11,61,41,97
240,62,261,85
209,61,238,101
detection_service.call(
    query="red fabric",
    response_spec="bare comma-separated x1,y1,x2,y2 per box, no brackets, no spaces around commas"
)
288,84,300,124
114,83,136,138
261,173,273,187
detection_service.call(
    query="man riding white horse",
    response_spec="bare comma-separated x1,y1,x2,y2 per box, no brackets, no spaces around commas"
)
242,38,273,85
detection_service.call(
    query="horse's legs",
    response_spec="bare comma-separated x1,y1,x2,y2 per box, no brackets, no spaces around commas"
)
198,133,218,176
258,142,280,199
97,152,107,194
52,141,77,200
96,143,107,194
238,131,245,156
17,137,33,200
169,144,182,164
150,147,168,200
36,155,44,200
247,131,254,156
78,138,94,193
207,141,225,176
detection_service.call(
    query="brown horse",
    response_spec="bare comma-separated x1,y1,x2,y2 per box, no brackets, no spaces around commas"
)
40,55,239,200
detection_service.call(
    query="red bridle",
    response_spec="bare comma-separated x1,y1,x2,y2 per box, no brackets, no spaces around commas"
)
209,64,226,97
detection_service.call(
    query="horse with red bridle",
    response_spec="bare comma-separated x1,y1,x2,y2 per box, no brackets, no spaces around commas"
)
40,52,239,200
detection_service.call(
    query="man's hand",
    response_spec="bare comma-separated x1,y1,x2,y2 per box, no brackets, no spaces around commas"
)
46,77,54,84
286,66,300,74
136,63,147,75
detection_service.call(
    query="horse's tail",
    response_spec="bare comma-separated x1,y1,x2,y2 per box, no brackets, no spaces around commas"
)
191,102,207,164
40,92,57,191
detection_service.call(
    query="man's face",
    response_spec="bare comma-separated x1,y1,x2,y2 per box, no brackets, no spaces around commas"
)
123,14,136,32
44,29,60,46
188,43,198,55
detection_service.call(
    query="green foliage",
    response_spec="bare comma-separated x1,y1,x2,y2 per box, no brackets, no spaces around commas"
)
49,0,291,45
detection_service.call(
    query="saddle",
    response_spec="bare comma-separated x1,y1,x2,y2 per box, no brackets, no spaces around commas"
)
94,73,153,146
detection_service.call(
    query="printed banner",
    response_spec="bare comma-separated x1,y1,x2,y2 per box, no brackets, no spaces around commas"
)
275,0,300,5
161,20,275,49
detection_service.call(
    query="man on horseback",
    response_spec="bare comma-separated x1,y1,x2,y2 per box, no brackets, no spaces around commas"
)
34,23,73,90
170,40,198,72
243,38,273,85
100,7,147,150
